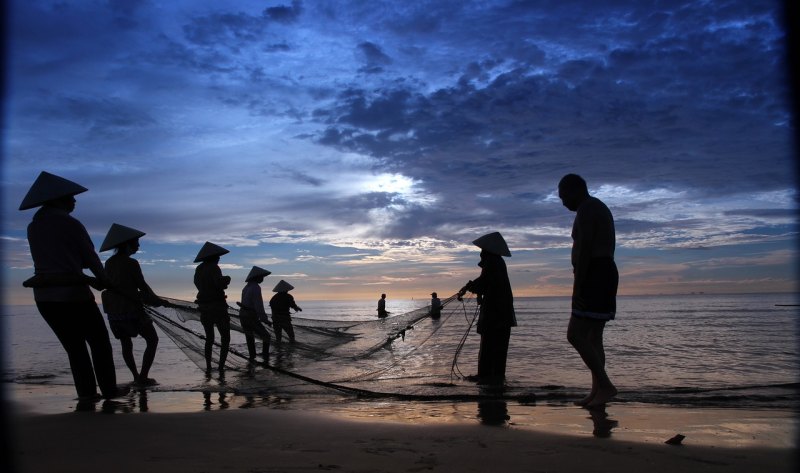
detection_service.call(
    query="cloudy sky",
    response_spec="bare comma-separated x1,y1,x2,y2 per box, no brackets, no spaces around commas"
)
2,0,796,304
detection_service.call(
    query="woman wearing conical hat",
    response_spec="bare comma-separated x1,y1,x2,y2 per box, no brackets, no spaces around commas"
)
268,280,302,343
457,231,517,386
193,241,232,374
19,171,126,401
100,223,164,386
237,266,272,362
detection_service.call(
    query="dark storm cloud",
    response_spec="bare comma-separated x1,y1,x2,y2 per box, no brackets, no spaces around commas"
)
181,1,302,47
311,1,790,207
276,168,327,187
183,11,269,47
357,41,393,74
264,0,303,23
32,95,157,139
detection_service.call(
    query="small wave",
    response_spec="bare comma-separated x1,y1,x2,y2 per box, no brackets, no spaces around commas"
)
13,373,58,383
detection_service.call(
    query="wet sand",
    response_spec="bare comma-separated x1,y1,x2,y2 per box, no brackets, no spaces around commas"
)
6,385,798,473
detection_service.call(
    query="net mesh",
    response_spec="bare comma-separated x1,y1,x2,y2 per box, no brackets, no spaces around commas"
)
144,294,496,399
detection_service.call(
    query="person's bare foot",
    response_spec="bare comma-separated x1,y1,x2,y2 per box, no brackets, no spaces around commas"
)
573,383,597,407
574,389,596,406
586,386,617,407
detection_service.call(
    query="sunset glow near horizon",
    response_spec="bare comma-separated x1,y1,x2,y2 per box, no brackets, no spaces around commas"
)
2,1,796,305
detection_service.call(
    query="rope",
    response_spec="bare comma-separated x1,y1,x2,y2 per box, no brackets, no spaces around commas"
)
450,294,479,381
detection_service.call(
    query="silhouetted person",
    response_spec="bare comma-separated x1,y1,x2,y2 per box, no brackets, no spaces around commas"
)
193,241,232,374
19,171,125,400
458,232,516,386
429,292,442,320
238,266,272,362
269,279,302,343
377,293,388,318
100,223,163,386
558,173,618,407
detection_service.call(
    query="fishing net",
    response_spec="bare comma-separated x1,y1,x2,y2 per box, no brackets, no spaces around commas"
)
144,294,499,399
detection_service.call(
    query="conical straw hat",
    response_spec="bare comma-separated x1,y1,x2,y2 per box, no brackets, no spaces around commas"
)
472,231,511,257
246,266,271,282
272,279,294,292
194,241,229,262
19,171,88,210
100,223,146,252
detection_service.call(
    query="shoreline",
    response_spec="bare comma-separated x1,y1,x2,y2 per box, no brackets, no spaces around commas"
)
8,394,796,473
6,382,797,447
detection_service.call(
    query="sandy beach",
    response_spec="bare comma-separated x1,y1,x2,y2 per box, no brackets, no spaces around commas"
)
6,385,797,473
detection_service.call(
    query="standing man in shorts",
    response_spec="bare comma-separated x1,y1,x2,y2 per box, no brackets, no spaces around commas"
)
558,174,618,407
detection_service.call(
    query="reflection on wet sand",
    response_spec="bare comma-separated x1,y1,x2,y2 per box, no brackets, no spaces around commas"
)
587,405,619,438
477,399,510,425
203,391,230,410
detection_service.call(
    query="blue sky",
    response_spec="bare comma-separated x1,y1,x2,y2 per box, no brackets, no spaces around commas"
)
2,0,796,304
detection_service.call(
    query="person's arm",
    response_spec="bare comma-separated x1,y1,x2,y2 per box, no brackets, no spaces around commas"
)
211,265,231,291
289,295,302,312
131,259,165,306
253,288,268,317
74,218,111,290
461,263,491,296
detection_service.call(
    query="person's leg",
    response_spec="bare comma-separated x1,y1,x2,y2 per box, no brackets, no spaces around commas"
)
477,329,509,385
273,319,283,343
81,302,120,398
492,327,511,381
200,312,216,373
138,319,159,383
253,322,271,359
242,320,257,360
476,334,490,379
585,321,616,407
217,315,231,371
285,321,295,343
119,336,138,382
37,301,98,398
567,316,615,406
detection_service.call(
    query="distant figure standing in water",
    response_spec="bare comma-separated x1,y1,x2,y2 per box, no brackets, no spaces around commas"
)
377,293,389,318
458,232,516,386
269,280,302,343
100,223,164,387
238,266,272,362
193,242,232,374
558,173,619,407
429,292,442,320
19,171,126,401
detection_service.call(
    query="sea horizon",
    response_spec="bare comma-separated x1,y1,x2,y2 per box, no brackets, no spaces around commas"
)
2,289,797,307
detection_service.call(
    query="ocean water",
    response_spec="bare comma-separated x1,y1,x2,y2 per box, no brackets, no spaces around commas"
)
2,293,798,412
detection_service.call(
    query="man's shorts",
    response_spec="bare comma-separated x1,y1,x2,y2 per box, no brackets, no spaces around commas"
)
572,258,618,321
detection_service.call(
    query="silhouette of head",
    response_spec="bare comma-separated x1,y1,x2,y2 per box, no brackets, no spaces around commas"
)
472,231,511,257
19,171,87,211
558,173,589,211
273,280,294,293
246,266,271,283
100,223,146,253
194,241,229,263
